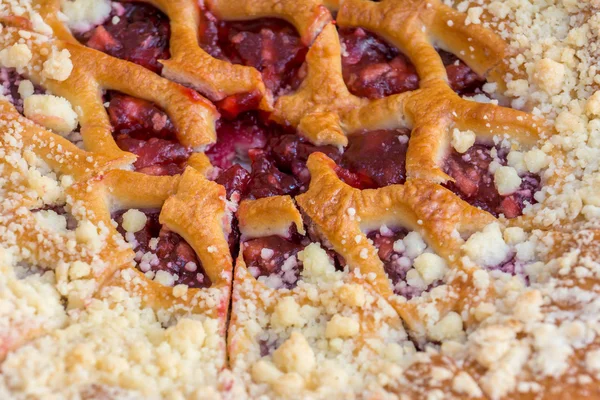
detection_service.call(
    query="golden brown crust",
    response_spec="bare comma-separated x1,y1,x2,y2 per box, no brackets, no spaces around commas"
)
429,3,510,79
207,0,331,46
160,168,232,286
139,0,269,109
238,196,306,239
272,0,546,184
0,25,218,160
51,167,231,322
295,152,496,337
0,100,129,184
271,23,366,147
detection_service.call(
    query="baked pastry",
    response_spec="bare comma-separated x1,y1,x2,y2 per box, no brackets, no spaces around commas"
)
1,0,600,398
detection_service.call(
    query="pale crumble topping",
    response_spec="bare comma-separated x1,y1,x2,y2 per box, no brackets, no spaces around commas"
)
451,128,476,153
494,165,522,195
0,44,32,71
41,49,73,82
413,253,448,285
23,94,78,134
230,243,413,399
60,0,112,32
462,222,510,267
0,245,67,361
16,80,33,99
0,285,226,399
121,209,147,234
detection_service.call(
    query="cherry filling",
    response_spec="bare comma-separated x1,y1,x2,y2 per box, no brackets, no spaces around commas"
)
337,129,410,188
443,144,540,218
241,225,345,289
107,92,191,175
368,228,441,299
113,209,211,288
207,112,270,171
268,134,341,186
338,27,484,99
208,113,412,198
207,112,340,200
0,68,44,112
198,10,307,108
76,2,170,74
242,231,309,289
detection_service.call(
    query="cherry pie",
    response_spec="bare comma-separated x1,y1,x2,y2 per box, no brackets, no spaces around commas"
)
1,0,600,399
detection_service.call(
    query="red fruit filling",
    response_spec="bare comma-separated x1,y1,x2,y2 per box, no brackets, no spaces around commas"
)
337,129,410,188
268,133,341,185
242,225,345,289
107,92,191,175
339,27,484,99
0,68,44,112
438,51,485,95
215,164,251,199
208,113,412,199
113,209,211,288
76,2,170,74
244,150,301,199
207,112,270,171
443,144,540,218
198,10,308,101
207,112,340,200
243,232,309,289
216,90,263,120
368,229,441,299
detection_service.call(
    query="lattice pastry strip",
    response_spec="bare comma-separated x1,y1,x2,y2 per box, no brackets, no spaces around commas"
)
0,100,124,209
295,152,497,338
272,7,546,182
207,0,331,46
0,100,133,275
337,0,510,85
426,1,513,86
270,23,366,146
117,0,264,107
131,0,331,109
0,26,218,160
66,167,233,319
238,196,306,240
